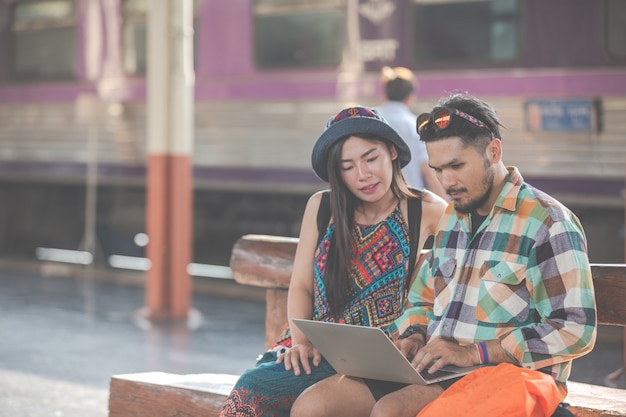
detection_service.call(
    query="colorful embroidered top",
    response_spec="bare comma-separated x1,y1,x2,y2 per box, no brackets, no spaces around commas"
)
388,167,597,389
311,202,410,329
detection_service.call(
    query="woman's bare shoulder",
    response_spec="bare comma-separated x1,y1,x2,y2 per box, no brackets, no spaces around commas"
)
306,190,328,210
310,189,329,201
420,190,447,208
420,190,448,222
300,190,330,223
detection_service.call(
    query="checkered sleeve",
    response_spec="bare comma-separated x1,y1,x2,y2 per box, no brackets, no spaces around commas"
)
388,256,435,338
499,214,597,370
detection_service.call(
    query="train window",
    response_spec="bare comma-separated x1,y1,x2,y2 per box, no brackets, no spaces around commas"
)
253,0,345,69
122,0,148,74
410,0,520,67
122,0,199,75
10,0,76,81
606,0,626,60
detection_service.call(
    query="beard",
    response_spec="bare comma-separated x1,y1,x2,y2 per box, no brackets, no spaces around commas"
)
451,166,495,214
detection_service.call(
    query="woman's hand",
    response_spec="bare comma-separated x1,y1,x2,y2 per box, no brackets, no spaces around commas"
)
276,341,322,376
509,166,524,186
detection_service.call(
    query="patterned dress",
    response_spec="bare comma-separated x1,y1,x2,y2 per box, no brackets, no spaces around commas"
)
220,203,414,417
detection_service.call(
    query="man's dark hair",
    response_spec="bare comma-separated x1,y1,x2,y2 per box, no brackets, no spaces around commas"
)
420,93,503,151
385,77,414,102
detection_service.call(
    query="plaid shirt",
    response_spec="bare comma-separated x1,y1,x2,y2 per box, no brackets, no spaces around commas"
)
389,167,597,387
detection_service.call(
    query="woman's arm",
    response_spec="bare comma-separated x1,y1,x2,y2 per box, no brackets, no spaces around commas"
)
278,191,325,375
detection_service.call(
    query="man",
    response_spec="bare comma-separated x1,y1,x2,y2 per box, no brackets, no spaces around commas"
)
377,66,446,199
290,93,597,417
375,93,598,416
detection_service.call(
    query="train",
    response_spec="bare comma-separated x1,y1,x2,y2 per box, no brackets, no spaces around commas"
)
0,0,624,273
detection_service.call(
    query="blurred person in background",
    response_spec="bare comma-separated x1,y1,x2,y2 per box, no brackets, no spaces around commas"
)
377,66,446,200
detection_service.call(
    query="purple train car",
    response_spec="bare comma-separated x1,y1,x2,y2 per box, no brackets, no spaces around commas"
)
0,0,624,269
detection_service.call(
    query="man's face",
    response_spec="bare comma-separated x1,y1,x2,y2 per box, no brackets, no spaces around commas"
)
426,136,495,215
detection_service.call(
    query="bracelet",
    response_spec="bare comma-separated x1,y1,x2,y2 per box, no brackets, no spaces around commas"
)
475,341,489,364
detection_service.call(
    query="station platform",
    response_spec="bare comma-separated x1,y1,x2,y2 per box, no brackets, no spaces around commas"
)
0,261,623,417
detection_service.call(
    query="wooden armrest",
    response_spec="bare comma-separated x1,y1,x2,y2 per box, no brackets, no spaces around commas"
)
230,234,298,289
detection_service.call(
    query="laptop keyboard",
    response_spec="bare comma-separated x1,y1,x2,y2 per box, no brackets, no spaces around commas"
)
421,367,458,381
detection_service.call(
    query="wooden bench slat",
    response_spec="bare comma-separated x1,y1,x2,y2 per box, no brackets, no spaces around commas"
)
591,264,626,326
567,381,626,417
108,372,626,417
230,234,297,289
231,235,626,327
109,372,239,417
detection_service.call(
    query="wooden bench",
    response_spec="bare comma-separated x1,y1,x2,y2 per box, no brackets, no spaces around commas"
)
109,234,626,417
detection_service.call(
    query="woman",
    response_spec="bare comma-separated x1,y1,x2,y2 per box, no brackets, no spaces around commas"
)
219,106,447,417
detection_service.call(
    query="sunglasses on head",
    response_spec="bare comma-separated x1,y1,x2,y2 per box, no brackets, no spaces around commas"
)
416,107,493,136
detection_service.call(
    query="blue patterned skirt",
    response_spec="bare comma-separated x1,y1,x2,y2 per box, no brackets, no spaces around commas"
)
220,350,336,417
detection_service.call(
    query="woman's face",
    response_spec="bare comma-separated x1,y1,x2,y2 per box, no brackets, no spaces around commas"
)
339,136,397,202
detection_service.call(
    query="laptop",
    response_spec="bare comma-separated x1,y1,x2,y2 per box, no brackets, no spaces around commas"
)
292,318,486,385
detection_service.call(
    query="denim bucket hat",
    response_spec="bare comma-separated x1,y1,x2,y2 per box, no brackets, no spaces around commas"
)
311,106,411,182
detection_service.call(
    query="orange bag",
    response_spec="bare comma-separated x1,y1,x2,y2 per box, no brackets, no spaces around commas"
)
416,363,562,417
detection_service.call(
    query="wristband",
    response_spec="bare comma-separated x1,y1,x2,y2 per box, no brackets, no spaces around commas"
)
475,341,489,364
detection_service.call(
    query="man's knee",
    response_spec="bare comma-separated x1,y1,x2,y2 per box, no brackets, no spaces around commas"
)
371,385,442,417
370,396,407,417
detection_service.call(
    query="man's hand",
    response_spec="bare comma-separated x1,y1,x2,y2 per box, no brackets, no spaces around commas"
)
394,332,426,361
410,338,479,374
276,341,322,376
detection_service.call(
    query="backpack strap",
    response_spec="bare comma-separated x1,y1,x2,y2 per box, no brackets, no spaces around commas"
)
316,190,331,247
406,194,423,294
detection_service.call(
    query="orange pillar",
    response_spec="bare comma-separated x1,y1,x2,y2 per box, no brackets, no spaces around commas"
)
145,155,193,320
143,0,195,322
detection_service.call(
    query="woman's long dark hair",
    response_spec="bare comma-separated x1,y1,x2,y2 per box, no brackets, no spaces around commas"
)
323,135,421,320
